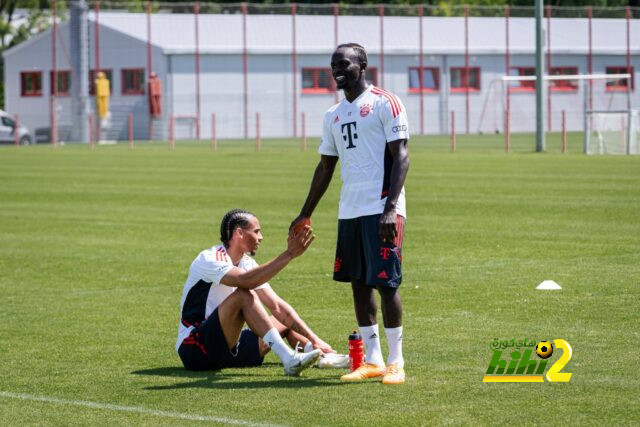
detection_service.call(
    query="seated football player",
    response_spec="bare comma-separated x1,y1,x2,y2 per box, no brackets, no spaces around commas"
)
176,209,348,375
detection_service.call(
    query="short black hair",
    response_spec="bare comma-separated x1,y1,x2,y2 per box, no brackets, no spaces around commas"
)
220,209,255,247
336,43,368,67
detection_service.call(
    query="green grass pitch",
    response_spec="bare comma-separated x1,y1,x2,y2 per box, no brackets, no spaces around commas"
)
0,133,638,425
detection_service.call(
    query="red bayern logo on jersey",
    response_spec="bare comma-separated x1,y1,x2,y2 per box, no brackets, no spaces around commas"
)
360,104,372,117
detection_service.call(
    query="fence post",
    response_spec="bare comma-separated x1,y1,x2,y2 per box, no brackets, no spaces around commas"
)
451,111,456,152
255,112,261,152
169,113,175,150
301,112,306,151
211,113,217,151
562,110,567,153
14,115,19,146
505,109,510,153
128,113,134,149
89,113,94,149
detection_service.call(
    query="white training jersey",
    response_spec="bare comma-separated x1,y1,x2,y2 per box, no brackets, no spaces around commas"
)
175,244,270,351
318,85,409,219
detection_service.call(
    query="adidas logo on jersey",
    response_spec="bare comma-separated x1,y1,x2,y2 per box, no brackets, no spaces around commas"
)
377,270,389,279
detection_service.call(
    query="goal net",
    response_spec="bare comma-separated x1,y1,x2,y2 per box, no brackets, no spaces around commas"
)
501,73,633,148
171,115,200,141
585,110,639,155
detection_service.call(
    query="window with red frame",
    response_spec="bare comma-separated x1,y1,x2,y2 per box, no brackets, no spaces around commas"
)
121,69,145,95
21,71,42,96
409,67,440,92
89,69,113,95
550,67,578,91
302,68,334,93
509,67,535,92
606,66,634,91
450,67,480,92
50,70,71,96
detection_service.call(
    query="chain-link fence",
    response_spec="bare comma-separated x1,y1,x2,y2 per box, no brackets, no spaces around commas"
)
3,2,638,149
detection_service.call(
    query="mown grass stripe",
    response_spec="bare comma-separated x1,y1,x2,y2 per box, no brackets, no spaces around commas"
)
0,391,285,427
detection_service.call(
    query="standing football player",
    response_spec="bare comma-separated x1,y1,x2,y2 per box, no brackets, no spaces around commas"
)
290,43,410,384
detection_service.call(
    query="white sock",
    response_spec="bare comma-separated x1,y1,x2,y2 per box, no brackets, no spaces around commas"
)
385,326,404,368
303,341,314,353
360,324,385,366
263,328,294,362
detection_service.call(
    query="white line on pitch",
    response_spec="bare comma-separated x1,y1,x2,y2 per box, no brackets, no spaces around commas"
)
0,391,284,427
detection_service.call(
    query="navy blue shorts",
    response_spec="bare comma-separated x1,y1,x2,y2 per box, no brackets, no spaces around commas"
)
333,213,405,288
178,308,264,371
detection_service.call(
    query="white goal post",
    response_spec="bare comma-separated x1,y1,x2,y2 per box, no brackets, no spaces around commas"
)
585,109,639,155
501,73,634,152
171,115,200,141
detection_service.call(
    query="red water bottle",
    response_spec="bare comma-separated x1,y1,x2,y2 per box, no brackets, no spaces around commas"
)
348,330,364,371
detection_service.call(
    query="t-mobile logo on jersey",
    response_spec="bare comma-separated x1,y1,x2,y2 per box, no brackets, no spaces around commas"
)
341,122,358,149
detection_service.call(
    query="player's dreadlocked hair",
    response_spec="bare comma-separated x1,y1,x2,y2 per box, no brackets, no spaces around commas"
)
220,209,255,248
336,43,368,67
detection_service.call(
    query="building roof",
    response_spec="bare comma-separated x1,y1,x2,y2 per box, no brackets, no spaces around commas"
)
5,11,639,58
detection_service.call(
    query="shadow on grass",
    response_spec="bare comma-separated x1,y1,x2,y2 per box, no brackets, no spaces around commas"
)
132,364,348,390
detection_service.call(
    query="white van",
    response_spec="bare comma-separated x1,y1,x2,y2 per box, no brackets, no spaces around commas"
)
0,110,32,144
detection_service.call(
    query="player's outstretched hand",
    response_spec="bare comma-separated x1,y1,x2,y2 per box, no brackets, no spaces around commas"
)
312,337,335,354
286,225,315,258
378,210,398,244
289,215,310,237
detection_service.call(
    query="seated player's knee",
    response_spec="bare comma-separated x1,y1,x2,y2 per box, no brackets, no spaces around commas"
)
235,288,259,306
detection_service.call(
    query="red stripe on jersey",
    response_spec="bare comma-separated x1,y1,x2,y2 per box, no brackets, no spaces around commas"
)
372,87,401,118
377,87,402,117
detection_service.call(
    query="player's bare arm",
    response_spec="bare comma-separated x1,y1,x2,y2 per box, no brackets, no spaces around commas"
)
379,138,410,243
255,287,335,353
290,154,339,232
221,226,315,289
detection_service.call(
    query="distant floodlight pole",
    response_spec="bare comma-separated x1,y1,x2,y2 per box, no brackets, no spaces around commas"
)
379,5,384,88
241,2,248,140
546,5,552,131
147,0,153,140
333,3,339,103
418,4,424,135
587,6,593,112
51,0,58,147
464,5,469,135
194,1,201,140
626,6,631,104
292,3,297,138
94,0,100,142
535,0,545,152
505,4,510,153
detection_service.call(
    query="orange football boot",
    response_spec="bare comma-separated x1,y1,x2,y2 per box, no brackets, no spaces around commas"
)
340,363,386,382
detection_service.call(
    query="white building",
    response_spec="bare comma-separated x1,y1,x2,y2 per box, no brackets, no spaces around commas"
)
3,10,639,141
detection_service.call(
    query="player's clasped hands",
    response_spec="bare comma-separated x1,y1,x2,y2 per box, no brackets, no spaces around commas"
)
286,225,315,258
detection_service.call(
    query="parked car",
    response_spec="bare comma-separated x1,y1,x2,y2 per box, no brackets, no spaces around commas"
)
35,125,72,143
0,110,31,144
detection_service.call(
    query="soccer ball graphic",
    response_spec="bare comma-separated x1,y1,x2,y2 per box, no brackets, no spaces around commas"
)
536,341,554,359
